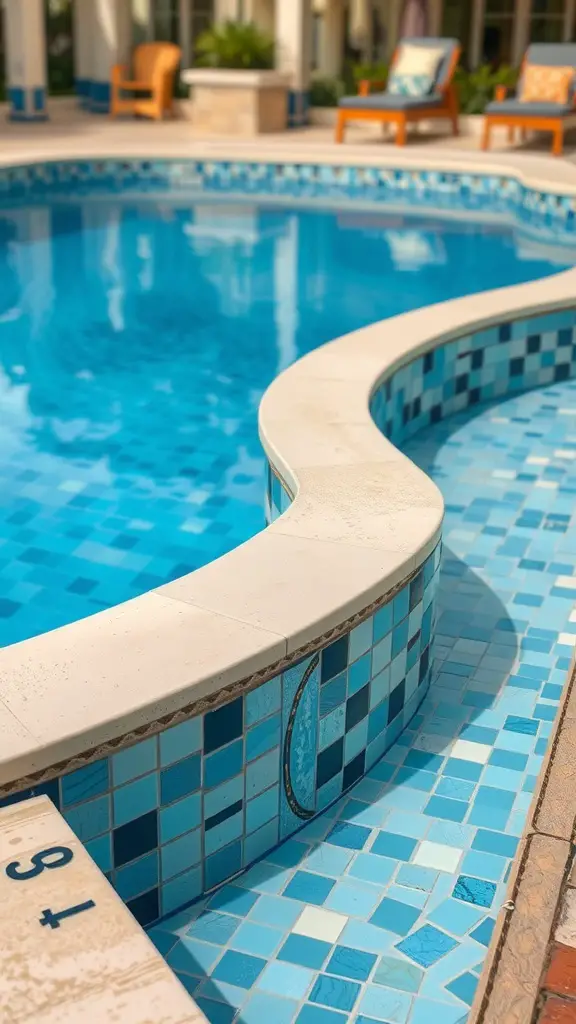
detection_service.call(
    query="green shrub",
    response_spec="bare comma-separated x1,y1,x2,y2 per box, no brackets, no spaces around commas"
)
310,76,345,107
455,64,519,114
195,20,274,71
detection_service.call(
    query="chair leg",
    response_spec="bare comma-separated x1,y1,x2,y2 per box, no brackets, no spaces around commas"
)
552,123,564,157
335,110,346,144
507,125,515,143
448,86,459,136
396,117,407,146
481,119,491,151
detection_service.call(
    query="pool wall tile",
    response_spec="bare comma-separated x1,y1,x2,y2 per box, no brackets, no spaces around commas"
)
2,541,438,926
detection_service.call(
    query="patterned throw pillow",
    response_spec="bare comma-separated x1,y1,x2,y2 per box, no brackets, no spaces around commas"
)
388,72,435,97
387,43,445,99
520,64,574,104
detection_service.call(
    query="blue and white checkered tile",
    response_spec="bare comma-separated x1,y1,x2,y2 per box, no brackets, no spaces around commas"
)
0,160,575,241
0,546,438,932
147,370,576,1024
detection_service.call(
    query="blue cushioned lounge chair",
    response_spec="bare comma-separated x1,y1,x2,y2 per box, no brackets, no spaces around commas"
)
335,37,461,146
482,43,576,156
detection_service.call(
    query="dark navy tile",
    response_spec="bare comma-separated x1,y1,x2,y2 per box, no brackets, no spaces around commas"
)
204,697,243,754
113,810,158,868
321,636,349,684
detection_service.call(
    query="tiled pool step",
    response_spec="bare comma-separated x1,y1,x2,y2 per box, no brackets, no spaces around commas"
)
149,379,576,1024
0,795,204,1023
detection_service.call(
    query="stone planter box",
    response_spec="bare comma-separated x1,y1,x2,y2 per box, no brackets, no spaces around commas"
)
181,69,290,135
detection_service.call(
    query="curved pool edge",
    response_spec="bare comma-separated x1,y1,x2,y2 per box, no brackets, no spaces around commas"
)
1,260,576,791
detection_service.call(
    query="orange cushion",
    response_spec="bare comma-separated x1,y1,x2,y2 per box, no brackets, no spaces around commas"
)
520,64,574,104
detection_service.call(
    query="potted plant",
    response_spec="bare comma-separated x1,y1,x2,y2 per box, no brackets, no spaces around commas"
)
181,21,290,135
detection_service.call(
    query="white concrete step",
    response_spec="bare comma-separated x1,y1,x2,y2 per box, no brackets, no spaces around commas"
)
0,795,205,1024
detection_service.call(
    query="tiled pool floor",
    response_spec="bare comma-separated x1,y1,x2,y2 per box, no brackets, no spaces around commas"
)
148,380,576,1024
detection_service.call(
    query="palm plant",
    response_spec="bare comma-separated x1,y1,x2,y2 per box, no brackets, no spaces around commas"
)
195,21,275,71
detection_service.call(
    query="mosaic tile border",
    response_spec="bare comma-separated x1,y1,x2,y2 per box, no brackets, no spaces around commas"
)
0,158,575,242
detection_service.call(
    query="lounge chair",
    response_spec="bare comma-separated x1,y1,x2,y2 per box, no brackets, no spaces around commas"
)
111,42,182,121
482,43,576,157
335,37,460,146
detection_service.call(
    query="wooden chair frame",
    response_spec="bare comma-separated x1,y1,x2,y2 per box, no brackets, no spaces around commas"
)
111,42,181,121
335,43,461,146
481,60,576,157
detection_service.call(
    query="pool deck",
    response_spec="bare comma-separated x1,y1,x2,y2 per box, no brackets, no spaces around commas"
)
3,107,576,1023
1,99,576,191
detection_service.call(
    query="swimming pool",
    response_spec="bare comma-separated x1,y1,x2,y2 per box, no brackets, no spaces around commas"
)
0,197,574,647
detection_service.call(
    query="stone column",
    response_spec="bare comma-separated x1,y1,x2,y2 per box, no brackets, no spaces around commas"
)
512,0,530,67
90,0,131,113
317,0,344,78
214,0,242,21
3,0,48,121
73,0,94,107
276,0,312,127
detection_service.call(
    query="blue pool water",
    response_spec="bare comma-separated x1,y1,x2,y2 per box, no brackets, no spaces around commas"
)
0,198,574,646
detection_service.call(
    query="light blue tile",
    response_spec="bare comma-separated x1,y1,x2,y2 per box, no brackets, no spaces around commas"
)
246,785,279,834
349,618,374,662
113,772,158,827
358,982,412,1022
162,866,203,916
345,718,369,764
257,960,314,999
246,747,280,799
205,775,243,820
64,794,110,843
160,792,201,844
230,921,284,957
205,740,243,789
319,706,346,752
161,828,201,881
241,991,298,1024
205,810,244,856
159,717,202,767
112,737,157,785
246,713,281,761
244,818,279,865
246,676,281,726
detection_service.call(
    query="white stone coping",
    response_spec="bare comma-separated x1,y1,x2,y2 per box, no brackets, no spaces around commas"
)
0,796,205,1022
181,68,290,89
0,152,575,790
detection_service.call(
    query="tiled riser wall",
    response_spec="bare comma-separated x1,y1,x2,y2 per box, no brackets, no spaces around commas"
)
0,549,439,929
0,159,575,240
369,307,576,447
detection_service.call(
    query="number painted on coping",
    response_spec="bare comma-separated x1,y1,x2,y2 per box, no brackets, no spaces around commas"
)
39,900,96,930
5,845,74,881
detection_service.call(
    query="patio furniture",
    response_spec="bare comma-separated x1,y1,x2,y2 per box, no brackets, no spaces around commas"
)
335,37,460,146
482,43,576,157
111,42,182,121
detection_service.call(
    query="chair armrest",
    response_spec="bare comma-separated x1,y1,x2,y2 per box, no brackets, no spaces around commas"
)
111,63,128,83
494,84,508,102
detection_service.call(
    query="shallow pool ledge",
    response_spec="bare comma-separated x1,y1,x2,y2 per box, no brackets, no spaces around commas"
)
1,265,576,924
